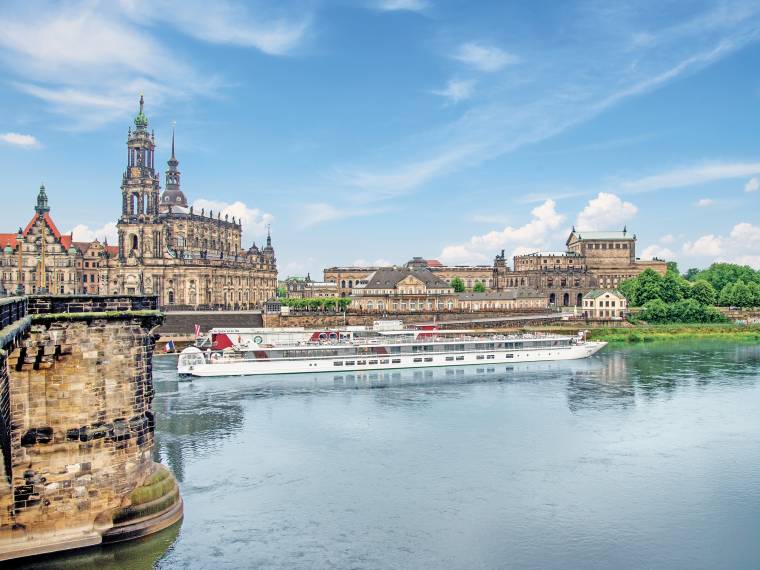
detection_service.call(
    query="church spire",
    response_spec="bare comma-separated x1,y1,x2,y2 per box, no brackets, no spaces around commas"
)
134,93,149,130
35,183,50,216
159,123,187,212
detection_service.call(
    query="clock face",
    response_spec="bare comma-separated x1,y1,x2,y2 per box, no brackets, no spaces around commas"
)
130,167,141,177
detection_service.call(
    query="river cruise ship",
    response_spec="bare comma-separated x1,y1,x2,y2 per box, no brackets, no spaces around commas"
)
177,331,606,378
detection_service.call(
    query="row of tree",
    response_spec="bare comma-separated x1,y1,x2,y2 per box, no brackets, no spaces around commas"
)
279,297,352,312
635,298,727,324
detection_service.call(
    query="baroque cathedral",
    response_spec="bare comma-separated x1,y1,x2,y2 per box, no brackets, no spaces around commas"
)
102,96,278,308
0,96,278,308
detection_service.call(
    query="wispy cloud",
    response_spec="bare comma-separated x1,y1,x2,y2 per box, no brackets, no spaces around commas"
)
327,2,760,206
297,203,386,228
373,0,430,12
70,221,118,243
694,198,715,207
617,161,760,194
118,0,311,55
430,79,474,103
452,42,518,72
745,177,759,192
0,132,40,148
682,222,760,267
0,0,310,129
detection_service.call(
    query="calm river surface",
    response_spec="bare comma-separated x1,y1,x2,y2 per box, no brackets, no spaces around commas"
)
27,341,760,569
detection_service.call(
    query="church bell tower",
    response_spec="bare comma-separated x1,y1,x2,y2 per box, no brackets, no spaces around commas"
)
117,95,162,260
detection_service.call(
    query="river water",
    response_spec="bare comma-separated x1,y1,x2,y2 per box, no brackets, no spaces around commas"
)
25,341,760,569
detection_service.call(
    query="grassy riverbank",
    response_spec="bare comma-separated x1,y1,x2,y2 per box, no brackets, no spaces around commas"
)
529,323,760,343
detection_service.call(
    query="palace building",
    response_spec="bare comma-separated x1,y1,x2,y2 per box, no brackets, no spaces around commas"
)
101,96,278,308
493,227,667,306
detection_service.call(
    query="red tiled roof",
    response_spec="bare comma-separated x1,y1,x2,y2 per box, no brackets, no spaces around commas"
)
0,233,17,248
105,245,118,255
426,259,443,267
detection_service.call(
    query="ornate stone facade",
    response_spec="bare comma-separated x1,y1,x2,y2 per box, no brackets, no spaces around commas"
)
0,186,81,296
493,228,667,307
104,97,277,309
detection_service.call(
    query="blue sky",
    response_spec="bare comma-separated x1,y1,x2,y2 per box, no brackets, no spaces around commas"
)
1,0,759,276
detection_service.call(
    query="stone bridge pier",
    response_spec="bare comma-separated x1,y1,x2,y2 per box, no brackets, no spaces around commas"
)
0,295,182,561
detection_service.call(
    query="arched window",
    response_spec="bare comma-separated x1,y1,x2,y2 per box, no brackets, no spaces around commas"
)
348,280,353,288
576,293,583,306
367,301,374,311
131,235,138,250
549,293,556,305
130,194,138,215
563,293,569,306
167,290,175,304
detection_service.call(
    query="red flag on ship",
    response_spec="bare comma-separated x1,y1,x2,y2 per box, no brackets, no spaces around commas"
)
194,324,201,337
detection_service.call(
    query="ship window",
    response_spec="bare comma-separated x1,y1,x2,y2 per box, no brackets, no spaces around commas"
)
487,355,495,359
391,359,401,364
334,361,343,366
413,357,422,362
380,359,389,364
445,356,454,361
476,355,485,360
506,354,514,358
424,357,433,362
345,361,355,366
455,356,464,361
369,360,378,365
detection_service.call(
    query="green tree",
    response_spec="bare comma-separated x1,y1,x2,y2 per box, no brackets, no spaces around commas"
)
660,272,687,303
277,286,287,298
684,267,701,281
666,261,680,275
687,280,716,306
635,269,665,305
473,280,486,293
749,282,760,307
718,282,735,307
733,280,753,308
618,277,639,306
450,277,465,293
696,263,760,292
639,299,668,323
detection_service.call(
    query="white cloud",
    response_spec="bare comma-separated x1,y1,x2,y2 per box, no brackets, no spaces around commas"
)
452,42,518,72
0,132,39,148
576,192,637,231
439,199,564,264
191,199,272,245
745,177,759,192
374,0,430,12
298,203,384,228
694,198,714,207
118,0,310,56
618,161,760,194
641,244,675,260
659,234,676,244
431,79,474,103
327,6,760,204
682,234,723,257
70,221,118,243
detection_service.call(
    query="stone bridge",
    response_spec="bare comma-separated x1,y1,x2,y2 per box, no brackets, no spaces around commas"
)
0,295,182,561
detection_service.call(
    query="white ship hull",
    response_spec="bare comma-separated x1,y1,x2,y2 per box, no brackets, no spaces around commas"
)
179,341,607,378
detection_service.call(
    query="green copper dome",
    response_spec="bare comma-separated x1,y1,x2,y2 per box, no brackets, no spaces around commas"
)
134,94,149,129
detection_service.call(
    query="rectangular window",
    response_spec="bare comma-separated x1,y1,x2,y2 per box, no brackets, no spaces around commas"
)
413,357,422,362
357,360,367,365
455,355,464,361
487,355,495,359
476,355,485,360
369,360,378,365
445,356,454,361
391,358,401,364
333,361,343,366
505,354,514,358
380,359,390,364
345,361,355,366
424,357,433,362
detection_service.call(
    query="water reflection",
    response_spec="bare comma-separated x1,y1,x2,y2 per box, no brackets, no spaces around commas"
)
15,520,181,570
